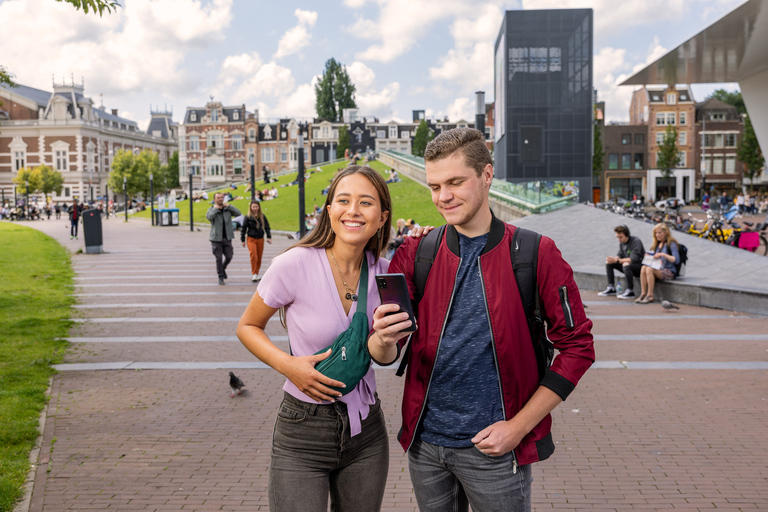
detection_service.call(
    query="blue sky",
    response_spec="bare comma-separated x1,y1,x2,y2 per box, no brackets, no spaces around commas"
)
0,0,745,130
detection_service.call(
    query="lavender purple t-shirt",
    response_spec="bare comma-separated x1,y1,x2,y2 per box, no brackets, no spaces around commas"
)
257,246,389,436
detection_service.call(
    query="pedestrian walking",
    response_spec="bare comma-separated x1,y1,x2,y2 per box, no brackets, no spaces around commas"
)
67,199,82,239
369,128,594,512
240,201,272,282
237,165,393,512
206,193,241,285
718,192,729,212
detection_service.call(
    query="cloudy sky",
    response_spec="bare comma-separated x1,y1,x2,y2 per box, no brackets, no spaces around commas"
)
0,0,745,130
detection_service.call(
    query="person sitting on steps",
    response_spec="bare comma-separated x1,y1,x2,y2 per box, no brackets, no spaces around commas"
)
598,225,644,300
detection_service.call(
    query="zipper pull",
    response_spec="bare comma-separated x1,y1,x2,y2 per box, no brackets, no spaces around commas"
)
512,453,518,475
342,347,347,361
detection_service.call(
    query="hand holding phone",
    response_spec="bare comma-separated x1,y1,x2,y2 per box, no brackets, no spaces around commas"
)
375,273,417,333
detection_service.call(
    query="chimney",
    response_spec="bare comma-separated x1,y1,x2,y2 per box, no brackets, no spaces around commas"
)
111,109,119,116
475,91,486,138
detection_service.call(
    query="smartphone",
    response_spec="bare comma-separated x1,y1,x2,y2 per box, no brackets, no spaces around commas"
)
375,273,417,332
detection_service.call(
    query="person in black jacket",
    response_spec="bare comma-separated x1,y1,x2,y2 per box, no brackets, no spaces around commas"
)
67,199,83,239
598,224,645,299
241,201,272,281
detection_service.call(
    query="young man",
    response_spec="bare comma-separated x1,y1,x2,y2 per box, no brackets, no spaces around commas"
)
598,225,645,299
206,193,241,285
368,128,594,512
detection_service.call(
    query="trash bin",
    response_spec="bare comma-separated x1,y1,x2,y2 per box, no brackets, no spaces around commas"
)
82,208,103,254
157,208,179,226
168,208,179,226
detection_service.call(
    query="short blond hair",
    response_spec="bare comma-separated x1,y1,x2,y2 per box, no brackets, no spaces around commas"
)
424,127,491,177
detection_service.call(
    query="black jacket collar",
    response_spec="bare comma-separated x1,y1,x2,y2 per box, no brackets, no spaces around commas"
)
444,209,505,257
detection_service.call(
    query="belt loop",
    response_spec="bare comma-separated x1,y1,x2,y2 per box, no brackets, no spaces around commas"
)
308,402,318,415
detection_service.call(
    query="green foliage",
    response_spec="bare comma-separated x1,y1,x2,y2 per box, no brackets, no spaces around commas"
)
55,0,120,16
412,120,434,158
657,126,681,198
592,122,605,179
737,115,765,192
164,151,180,189
706,89,745,115
36,165,65,196
315,58,357,122
12,168,43,195
336,125,350,159
0,223,73,512
0,65,16,108
107,149,162,201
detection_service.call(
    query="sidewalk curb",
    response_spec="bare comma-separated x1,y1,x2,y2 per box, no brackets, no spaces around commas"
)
13,377,53,512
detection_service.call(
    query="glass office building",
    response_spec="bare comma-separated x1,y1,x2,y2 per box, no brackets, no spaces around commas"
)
494,9,593,203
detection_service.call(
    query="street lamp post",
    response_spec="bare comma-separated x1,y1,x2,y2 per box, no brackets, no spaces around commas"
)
123,176,128,222
189,168,194,232
150,173,154,226
25,180,29,220
249,154,256,202
88,145,94,204
298,134,306,239
105,184,109,218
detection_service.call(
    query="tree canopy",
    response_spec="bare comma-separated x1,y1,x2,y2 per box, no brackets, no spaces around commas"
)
37,164,65,196
12,168,43,195
592,122,605,179
107,149,163,200
412,120,435,158
706,89,745,115
315,58,357,122
657,126,681,197
164,151,180,189
336,125,350,159
737,115,765,192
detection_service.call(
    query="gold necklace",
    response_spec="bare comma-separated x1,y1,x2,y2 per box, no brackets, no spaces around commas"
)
329,249,363,301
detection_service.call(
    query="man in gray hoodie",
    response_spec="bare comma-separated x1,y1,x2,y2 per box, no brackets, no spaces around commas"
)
598,225,644,299
207,193,241,285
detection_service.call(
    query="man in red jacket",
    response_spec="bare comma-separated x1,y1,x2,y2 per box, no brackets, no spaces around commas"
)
368,128,594,512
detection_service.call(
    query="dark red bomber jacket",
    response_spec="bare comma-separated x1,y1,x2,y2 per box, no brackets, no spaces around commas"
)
386,215,595,465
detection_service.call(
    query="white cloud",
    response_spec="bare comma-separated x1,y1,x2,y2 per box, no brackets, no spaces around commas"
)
274,9,318,59
346,62,377,91
274,83,317,118
0,0,233,99
343,62,400,121
444,97,474,122
429,42,494,93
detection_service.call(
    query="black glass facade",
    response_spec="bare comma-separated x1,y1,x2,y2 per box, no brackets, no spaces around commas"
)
494,9,593,202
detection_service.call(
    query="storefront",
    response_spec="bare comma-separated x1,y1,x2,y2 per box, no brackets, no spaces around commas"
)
648,168,696,202
603,171,646,202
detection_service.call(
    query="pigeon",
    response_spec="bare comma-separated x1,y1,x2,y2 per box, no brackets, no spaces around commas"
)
229,371,245,397
661,300,679,311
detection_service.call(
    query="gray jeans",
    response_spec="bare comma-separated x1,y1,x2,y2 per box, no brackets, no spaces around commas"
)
210,239,233,279
408,439,532,512
269,392,389,512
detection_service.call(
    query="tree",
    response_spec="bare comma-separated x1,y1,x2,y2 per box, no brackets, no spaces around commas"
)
707,89,745,115
592,122,605,180
315,58,357,122
107,149,162,204
164,151,180,189
12,167,43,195
656,125,681,199
336,125,350,159
737,114,765,192
0,65,15,108
412,120,435,157
36,164,65,196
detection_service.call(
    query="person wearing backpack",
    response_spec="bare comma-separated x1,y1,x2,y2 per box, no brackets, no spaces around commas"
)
636,223,680,304
367,128,595,512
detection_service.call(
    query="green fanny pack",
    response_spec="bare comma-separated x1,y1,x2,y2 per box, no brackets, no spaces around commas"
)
313,260,371,396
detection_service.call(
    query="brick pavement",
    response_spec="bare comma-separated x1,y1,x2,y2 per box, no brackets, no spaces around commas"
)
13,215,768,511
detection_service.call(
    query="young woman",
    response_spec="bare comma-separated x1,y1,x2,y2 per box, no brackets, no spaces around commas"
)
240,201,272,281
636,223,680,304
236,165,394,512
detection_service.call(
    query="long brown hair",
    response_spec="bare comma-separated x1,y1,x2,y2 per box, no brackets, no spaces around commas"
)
651,223,678,251
246,200,264,226
290,165,392,259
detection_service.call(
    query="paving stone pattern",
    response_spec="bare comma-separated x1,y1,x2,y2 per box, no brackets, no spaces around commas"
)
16,216,768,511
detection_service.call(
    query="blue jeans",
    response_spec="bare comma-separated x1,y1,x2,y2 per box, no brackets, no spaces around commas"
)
408,439,532,512
269,392,389,512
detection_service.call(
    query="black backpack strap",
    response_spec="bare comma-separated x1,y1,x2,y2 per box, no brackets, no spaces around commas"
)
511,227,552,380
396,225,446,377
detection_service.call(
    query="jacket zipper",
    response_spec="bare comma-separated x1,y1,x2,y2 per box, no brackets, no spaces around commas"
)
479,258,518,475
559,286,574,328
406,258,462,452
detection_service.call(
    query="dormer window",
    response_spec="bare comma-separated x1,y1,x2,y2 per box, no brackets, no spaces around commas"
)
233,110,239,120
666,93,677,105
190,112,197,122
211,108,218,122
264,125,272,140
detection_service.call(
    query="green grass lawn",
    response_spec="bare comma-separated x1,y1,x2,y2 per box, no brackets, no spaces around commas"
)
132,160,444,231
0,223,73,512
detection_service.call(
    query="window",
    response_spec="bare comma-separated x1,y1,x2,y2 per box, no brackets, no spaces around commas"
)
655,112,675,125
233,110,239,121
725,155,736,174
264,126,272,140
313,129,320,138
56,150,68,171
332,129,338,138
703,157,712,174
190,112,197,122
14,151,26,171
401,131,410,139
621,153,631,169
713,155,724,174
621,134,631,145
249,129,256,142
656,132,665,145
232,135,242,151
634,133,645,145
261,147,275,163
377,130,386,138
679,112,687,125
608,154,618,170
634,153,644,169
711,113,726,121
678,131,687,146
725,133,737,147
207,159,224,175
666,93,677,105
64,187,70,197
355,132,362,143
233,159,243,175
211,108,218,122
247,147,255,165
677,152,686,167
207,134,223,148
321,126,329,138
389,126,397,138
189,160,200,175
290,127,298,139
280,146,288,162
189,136,200,151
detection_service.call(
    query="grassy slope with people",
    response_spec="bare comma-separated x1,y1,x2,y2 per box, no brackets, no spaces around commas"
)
0,223,74,512
132,160,444,230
